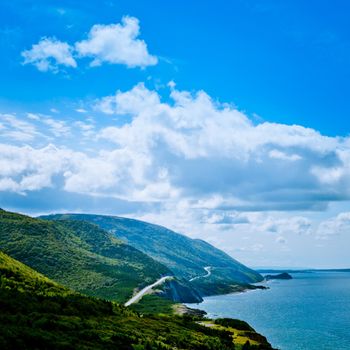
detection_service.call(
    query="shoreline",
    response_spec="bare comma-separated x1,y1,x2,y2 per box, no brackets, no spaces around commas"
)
185,270,350,350
178,282,269,316
201,282,269,298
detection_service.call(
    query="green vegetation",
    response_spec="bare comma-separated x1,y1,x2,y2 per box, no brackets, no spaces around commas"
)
0,210,169,302
214,319,254,332
129,294,175,315
0,210,275,349
41,214,263,296
189,278,260,299
0,250,244,349
0,250,72,297
199,320,274,350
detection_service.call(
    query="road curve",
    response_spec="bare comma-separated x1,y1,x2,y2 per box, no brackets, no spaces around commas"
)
124,276,173,307
189,266,212,282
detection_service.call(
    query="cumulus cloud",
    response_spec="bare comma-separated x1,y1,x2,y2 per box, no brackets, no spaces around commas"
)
21,37,77,73
0,144,73,193
75,16,158,68
3,87,350,267
93,83,350,210
3,83,350,219
21,16,157,72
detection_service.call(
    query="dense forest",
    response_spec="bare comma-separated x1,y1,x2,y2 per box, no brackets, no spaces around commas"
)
0,249,274,349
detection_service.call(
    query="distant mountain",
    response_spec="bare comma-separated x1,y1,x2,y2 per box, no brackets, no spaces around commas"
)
257,268,350,274
0,248,274,349
0,209,170,302
265,272,293,280
42,214,263,295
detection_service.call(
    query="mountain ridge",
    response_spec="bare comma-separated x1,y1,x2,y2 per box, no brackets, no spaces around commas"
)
0,209,170,302
41,213,263,296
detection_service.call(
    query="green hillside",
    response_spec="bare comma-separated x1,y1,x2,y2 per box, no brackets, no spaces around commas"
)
0,250,72,297
0,249,275,350
42,214,263,295
0,209,169,302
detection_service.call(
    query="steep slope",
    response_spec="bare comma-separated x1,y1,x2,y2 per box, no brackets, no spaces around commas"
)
0,249,274,350
0,209,170,302
0,249,72,297
42,214,263,295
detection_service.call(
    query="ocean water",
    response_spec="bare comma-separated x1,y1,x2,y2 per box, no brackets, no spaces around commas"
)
186,272,350,350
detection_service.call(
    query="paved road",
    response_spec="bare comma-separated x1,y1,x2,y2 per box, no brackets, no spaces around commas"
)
189,266,212,282
124,276,173,307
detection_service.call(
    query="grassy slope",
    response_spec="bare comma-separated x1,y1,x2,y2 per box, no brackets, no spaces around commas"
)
42,214,263,295
0,209,169,302
129,294,175,315
0,250,72,297
0,250,275,349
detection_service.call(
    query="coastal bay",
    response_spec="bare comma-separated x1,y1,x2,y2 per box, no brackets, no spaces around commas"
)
186,271,350,350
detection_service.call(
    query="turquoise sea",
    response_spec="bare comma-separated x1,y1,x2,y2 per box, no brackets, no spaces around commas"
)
186,272,350,350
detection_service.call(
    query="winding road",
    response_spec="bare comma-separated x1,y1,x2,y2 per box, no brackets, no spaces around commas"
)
189,266,212,282
125,267,213,307
124,276,173,307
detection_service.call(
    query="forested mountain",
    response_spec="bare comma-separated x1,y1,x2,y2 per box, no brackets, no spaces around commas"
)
0,249,274,349
42,214,263,296
0,209,169,302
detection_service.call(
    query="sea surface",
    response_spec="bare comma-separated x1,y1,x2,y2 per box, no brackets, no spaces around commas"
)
186,272,350,350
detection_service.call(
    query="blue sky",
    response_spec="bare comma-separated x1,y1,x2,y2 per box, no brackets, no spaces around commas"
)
1,0,350,268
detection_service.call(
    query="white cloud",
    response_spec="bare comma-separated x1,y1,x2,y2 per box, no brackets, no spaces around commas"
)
0,178,19,192
167,80,176,89
3,83,350,216
94,96,116,115
21,37,77,73
256,216,312,235
204,212,250,225
3,98,350,267
95,82,160,116
75,17,158,67
93,83,350,209
316,212,350,238
74,121,95,137
75,108,88,113
21,16,157,72
27,113,41,121
0,144,74,193
0,113,41,142
311,165,344,185
269,149,302,161
75,16,158,68
41,117,70,137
